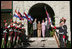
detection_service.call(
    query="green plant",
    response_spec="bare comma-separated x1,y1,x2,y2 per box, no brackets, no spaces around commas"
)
50,29,55,37
66,40,71,48
28,22,33,37
30,26,33,35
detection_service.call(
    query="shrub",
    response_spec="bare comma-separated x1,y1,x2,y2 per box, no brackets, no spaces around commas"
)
50,29,55,37
66,40,71,48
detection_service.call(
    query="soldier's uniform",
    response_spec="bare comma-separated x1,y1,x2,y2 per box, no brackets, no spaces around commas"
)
8,23,14,47
12,22,16,46
19,23,29,45
3,24,9,48
16,22,21,44
18,23,22,44
54,24,67,48
13,22,18,45
1,26,4,48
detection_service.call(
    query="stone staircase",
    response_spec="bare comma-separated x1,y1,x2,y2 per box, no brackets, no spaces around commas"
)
27,37,59,48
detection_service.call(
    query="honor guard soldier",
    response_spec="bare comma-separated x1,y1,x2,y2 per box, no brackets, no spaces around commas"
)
3,22,9,48
12,21,16,46
16,22,20,44
1,23,4,48
21,22,30,46
17,22,22,44
53,18,67,48
8,21,14,47
13,21,18,45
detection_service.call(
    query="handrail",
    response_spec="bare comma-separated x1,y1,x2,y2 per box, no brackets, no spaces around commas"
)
54,32,60,48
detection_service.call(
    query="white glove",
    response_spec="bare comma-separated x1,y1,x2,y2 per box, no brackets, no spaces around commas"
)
8,25,10,28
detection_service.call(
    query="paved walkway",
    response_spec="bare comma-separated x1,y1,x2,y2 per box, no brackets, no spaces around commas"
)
27,37,58,48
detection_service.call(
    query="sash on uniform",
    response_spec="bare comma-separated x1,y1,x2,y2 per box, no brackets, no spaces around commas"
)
63,35,65,39
4,33,6,45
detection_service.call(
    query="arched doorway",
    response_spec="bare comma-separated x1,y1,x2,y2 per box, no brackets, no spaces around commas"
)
28,3,55,37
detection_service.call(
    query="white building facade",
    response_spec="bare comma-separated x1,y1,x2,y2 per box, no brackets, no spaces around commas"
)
13,1,71,41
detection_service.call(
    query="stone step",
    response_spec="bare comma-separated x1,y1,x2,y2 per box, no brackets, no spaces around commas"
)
29,37,55,41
